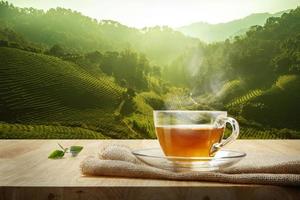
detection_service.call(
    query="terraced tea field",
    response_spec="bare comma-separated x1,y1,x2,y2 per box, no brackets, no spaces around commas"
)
0,122,107,139
224,126,300,139
226,89,264,108
0,47,124,121
239,127,289,139
0,47,135,138
0,47,299,139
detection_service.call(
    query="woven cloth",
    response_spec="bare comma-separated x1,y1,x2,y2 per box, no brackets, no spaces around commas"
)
80,145,300,186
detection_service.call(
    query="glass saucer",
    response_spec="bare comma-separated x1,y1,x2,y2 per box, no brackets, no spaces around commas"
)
132,148,246,172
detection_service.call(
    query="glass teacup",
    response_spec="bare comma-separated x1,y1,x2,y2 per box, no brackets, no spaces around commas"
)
154,110,239,157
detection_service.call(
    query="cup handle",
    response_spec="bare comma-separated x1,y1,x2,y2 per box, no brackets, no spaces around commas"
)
210,117,239,154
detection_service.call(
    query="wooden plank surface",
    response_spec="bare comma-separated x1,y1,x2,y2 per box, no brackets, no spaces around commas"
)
0,140,300,200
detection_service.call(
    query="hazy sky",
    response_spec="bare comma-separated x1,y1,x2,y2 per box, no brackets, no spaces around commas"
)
7,0,300,28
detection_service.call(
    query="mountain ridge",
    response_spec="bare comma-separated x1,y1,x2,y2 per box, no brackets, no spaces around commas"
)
177,9,292,42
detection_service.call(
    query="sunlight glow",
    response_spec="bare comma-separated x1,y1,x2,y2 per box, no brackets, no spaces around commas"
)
7,0,300,28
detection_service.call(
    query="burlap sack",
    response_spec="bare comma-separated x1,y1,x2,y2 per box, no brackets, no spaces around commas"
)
81,145,300,186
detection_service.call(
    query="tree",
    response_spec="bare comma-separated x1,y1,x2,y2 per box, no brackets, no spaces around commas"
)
100,51,119,76
85,51,103,63
0,40,8,47
48,44,65,57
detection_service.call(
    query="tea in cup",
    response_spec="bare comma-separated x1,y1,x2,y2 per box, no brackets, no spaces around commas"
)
154,111,239,157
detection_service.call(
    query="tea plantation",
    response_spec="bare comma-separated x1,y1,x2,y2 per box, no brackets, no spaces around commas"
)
0,47,134,138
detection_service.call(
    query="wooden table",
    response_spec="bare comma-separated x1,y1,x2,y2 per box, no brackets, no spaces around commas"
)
0,140,299,200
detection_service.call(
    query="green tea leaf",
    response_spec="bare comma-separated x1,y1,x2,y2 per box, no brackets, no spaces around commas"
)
48,150,65,159
70,146,83,152
69,146,83,157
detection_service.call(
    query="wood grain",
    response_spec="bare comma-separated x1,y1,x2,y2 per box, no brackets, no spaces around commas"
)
0,140,300,200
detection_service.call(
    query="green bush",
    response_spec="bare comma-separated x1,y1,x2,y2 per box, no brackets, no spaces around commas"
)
140,91,165,110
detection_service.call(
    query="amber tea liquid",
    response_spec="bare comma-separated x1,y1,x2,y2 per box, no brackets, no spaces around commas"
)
156,125,224,157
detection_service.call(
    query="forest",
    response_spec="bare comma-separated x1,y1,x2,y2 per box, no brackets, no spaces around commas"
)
0,1,300,139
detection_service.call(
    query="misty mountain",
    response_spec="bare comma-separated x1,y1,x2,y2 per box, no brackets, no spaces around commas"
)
0,2,198,66
177,10,290,42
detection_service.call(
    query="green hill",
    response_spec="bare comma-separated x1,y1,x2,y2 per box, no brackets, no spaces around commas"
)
0,2,198,65
177,10,290,42
169,7,300,138
241,75,300,130
0,47,140,138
